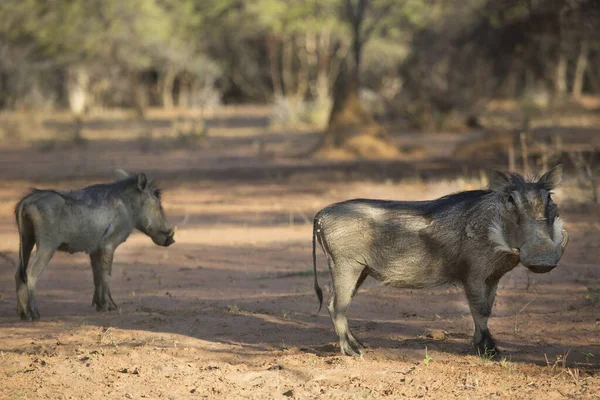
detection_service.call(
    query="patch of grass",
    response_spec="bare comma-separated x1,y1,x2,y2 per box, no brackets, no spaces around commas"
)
477,347,497,362
499,356,517,373
226,304,241,314
582,352,595,363
585,287,600,306
544,350,581,384
423,347,432,366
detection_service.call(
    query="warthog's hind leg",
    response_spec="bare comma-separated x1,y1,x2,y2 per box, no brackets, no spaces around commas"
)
328,261,369,356
90,249,117,312
24,245,56,321
15,217,36,320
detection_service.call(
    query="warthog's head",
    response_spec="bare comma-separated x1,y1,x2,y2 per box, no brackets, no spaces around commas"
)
488,165,568,273
116,169,176,247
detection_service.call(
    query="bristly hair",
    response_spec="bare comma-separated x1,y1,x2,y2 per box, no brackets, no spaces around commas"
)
491,171,551,193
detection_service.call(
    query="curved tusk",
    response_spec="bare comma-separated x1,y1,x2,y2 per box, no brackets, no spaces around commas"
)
560,229,569,250
511,248,520,256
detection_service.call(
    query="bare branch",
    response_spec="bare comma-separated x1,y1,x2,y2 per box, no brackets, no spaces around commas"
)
363,1,394,41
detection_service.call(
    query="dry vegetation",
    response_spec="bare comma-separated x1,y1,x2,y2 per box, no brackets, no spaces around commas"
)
0,106,598,399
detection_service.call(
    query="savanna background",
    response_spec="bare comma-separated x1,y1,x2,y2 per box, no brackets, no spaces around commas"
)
0,0,599,398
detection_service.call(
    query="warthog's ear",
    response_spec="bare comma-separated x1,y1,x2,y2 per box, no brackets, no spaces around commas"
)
137,173,148,191
488,169,512,192
538,164,563,189
114,169,130,181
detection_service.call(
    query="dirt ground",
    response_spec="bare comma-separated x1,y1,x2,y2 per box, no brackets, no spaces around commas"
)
0,107,598,399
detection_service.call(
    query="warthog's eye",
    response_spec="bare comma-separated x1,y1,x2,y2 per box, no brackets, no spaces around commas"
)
153,189,161,199
547,192,553,203
506,194,515,205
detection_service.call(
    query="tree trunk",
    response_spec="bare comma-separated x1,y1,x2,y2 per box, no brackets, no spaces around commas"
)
178,74,190,109
66,65,89,142
554,51,567,102
282,36,295,97
129,70,146,118
586,67,600,93
572,39,589,100
315,61,399,158
161,68,176,109
315,28,332,105
296,32,317,102
314,0,398,158
67,65,89,116
266,35,283,99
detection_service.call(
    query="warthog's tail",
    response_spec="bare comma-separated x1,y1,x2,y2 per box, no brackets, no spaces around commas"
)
313,215,324,313
14,199,27,283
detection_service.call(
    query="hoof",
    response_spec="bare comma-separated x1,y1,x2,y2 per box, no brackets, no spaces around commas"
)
340,342,363,357
94,301,118,312
19,311,31,321
93,292,118,312
20,308,40,321
30,308,40,321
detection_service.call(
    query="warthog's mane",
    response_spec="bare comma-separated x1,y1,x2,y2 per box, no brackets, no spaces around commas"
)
420,190,490,217
20,177,161,206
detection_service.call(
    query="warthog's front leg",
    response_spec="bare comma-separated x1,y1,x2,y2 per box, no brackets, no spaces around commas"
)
464,277,500,357
90,249,117,311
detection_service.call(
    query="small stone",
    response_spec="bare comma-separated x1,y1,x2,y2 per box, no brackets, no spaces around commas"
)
283,389,294,397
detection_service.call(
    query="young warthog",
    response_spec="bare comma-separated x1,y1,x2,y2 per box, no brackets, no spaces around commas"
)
312,166,569,356
14,170,175,320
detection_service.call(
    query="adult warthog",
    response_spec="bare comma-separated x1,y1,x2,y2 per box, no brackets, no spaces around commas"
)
312,166,569,356
14,170,175,321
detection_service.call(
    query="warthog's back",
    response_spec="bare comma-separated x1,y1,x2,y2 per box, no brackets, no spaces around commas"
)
18,186,131,253
316,191,493,288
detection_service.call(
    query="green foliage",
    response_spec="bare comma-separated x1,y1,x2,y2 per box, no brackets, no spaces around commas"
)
2,0,592,111
423,346,432,366
0,0,215,71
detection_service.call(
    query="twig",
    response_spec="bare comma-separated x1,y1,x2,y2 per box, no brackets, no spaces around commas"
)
520,132,530,176
99,327,113,344
508,144,516,172
514,300,534,334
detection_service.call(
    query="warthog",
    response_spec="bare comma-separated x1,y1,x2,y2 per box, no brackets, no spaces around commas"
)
312,166,569,356
14,170,175,321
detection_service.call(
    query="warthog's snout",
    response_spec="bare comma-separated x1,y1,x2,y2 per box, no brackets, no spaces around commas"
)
165,233,175,247
163,227,176,247
519,229,568,274
526,264,557,274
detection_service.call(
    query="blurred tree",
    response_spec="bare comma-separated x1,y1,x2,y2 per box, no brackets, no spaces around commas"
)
0,0,221,114
401,0,600,130
317,0,428,157
1,0,599,145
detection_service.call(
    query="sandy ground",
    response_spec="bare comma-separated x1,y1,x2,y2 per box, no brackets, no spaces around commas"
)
0,108,598,399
